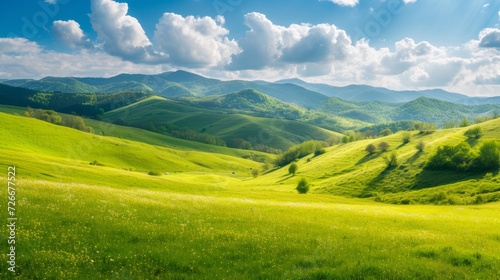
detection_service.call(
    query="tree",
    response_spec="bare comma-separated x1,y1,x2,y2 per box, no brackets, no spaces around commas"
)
402,132,411,144
365,143,376,155
475,141,500,171
464,126,483,139
296,178,310,194
378,141,390,152
460,119,470,127
380,128,393,137
289,163,298,176
384,151,398,168
251,169,260,178
416,141,425,152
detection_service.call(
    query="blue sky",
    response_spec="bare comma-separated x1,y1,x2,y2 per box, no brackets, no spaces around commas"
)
1,0,500,95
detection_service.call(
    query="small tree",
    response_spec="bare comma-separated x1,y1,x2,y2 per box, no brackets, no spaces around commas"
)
380,128,393,137
402,132,411,144
475,140,500,171
378,141,390,152
296,178,310,194
464,126,483,139
384,151,398,168
416,141,425,152
289,163,298,176
460,119,470,127
365,143,376,155
251,169,260,178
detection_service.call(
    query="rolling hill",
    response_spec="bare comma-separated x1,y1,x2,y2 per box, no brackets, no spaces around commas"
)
103,96,341,151
249,116,500,205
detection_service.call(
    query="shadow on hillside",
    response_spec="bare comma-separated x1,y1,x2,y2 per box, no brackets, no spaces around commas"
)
355,153,378,166
405,151,423,165
362,166,397,195
411,169,484,190
277,174,294,183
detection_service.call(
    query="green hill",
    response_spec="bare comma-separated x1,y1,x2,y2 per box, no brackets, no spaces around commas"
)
0,111,499,279
104,96,341,151
321,96,500,125
0,112,264,182
250,117,500,205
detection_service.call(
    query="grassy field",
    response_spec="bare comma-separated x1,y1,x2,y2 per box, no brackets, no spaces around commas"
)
0,111,499,279
251,117,500,205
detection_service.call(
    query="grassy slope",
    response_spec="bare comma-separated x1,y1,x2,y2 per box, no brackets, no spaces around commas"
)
0,113,264,180
0,112,499,278
0,105,275,162
251,118,500,205
104,96,341,150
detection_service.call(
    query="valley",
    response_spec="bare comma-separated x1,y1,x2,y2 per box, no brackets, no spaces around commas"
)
0,71,499,279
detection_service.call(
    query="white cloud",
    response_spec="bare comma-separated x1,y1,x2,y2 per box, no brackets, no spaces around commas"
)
0,38,41,54
154,13,239,67
402,0,417,4
44,0,57,4
478,28,500,48
89,0,154,62
52,20,92,49
322,0,359,7
229,13,353,70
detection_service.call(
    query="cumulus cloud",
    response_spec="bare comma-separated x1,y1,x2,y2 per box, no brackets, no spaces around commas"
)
229,13,353,70
90,0,154,62
402,0,417,4
154,13,239,67
478,28,500,48
0,38,41,54
52,20,92,49
322,0,359,7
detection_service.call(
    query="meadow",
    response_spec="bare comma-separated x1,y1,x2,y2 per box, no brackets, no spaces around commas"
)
0,110,499,279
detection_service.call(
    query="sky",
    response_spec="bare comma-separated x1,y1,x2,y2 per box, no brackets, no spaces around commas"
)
0,0,500,96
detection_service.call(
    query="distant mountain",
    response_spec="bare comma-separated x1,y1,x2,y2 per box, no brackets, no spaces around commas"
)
277,79,469,103
320,96,500,125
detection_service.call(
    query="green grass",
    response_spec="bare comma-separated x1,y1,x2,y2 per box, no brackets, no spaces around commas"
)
0,111,499,278
104,96,341,150
250,118,500,205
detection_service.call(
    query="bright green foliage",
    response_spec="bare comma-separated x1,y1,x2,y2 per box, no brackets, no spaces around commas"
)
416,141,426,152
276,140,328,166
384,151,398,168
464,126,483,139
426,143,474,171
402,132,411,144
289,163,298,176
296,178,310,194
475,141,500,171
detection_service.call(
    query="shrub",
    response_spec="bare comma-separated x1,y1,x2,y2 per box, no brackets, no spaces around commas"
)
276,140,328,166
251,169,260,178
289,163,298,176
460,119,470,127
474,141,500,171
296,178,310,194
402,132,411,144
464,126,483,139
314,148,326,156
378,141,390,152
365,143,376,155
426,143,474,171
148,171,161,176
416,141,426,152
380,128,393,137
384,151,398,168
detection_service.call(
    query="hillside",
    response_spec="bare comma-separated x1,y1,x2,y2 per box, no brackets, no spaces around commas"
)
0,112,264,181
320,96,500,125
104,96,341,151
249,117,500,205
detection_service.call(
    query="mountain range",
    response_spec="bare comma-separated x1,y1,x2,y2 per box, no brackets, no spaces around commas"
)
3,70,500,107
